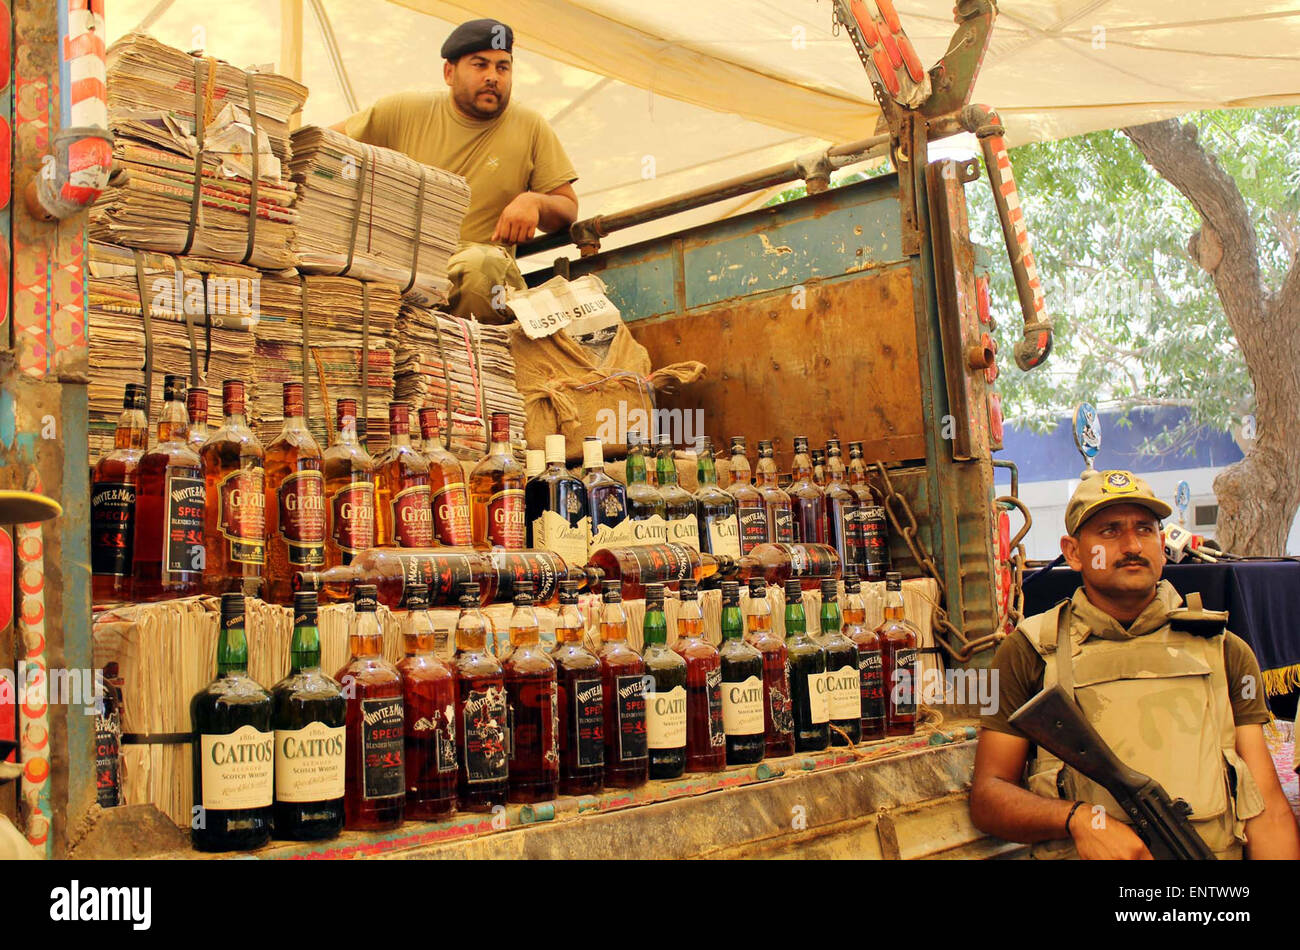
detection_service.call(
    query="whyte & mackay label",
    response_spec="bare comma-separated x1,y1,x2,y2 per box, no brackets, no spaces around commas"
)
737,505,769,554
360,697,404,799
91,482,136,578
614,675,648,763
163,473,205,578
462,685,509,783
217,467,266,565
572,678,604,769
278,469,327,567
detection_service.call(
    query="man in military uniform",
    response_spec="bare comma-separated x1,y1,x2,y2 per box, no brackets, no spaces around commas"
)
970,470,1300,859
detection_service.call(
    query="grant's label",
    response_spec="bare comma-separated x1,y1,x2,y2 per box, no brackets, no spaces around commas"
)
628,513,668,547
360,697,404,799
666,515,700,552
218,467,266,565
533,509,590,567
705,666,725,748
736,504,769,554
771,505,795,543
391,483,434,548
432,480,472,546
706,514,742,559
163,473,205,579
329,479,375,558
487,488,526,549
614,674,648,763
827,664,862,721
722,675,764,736
278,469,327,567
807,671,832,724
859,648,885,726
462,684,509,783
274,721,345,803
572,678,604,768
91,481,136,578
646,684,687,749
200,724,274,809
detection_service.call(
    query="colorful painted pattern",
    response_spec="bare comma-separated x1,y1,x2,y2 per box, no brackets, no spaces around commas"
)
17,519,51,855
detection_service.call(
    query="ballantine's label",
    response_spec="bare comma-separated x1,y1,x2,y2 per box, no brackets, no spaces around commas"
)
614,674,648,762
646,684,687,749
91,482,136,578
361,697,404,799
432,481,472,546
218,467,266,565
391,483,434,547
572,678,604,768
278,469,327,567
859,649,885,724
200,724,274,809
329,480,375,557
722,675,764,736
462,685,509,783
772,506,795,543
163,473,205,578
807,671,832,724
534,509,590,566
589,517,635,551
274,721,345,802
487,488,526,549
628,514,668,547
666,515,700,551
705,666,725,747
736,505,769,554
827,664,863,720
706,514,742,559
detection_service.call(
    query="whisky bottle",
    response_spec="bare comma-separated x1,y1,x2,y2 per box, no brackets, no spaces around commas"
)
672,579,724,773
452,583,510,811
271,590,346,840
734,541,841,589
201,380,266,595
489,548,598,607
582,436,629,550
336,585,405,831
503,582,559,803
552,580,604,795
822,440,859,579
397,582,458,820
848,442,891,581
524,448,545,481
642,583,686,780
469,412,526,550
844,576,885,739
624,433,667,546
374,402,433,549
525,433,590,565
719,580,764,765
597,586,648,789
755,440,794,543
655,435,700,550
876,572,918,737
585,542,733,601
817,579,862,746
811,448,826,487
186,385,210,454
788,436,827,545
132,374,205,601
323,399,376,569
726,437,768,555
190,593,273,851
264,382,327,605
417,408,473,547
745,578,793,758
694,439,740,558
92,383,149,603
784,579,829,752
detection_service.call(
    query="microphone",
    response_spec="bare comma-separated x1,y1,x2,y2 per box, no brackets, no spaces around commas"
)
1164,524,1217,563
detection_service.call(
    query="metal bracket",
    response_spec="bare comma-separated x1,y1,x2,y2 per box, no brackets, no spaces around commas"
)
921,0,998,121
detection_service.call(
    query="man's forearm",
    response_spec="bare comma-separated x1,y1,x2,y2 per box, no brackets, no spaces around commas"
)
1243,804,1300,859
971,775,1077,844
532,192,578,234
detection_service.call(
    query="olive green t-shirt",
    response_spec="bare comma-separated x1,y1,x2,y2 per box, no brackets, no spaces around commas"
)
344,91,578,248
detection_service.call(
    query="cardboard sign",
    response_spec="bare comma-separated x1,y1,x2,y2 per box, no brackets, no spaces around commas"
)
506,274,621,341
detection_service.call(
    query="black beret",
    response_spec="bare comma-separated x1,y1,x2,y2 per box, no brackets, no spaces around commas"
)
441,18,514,61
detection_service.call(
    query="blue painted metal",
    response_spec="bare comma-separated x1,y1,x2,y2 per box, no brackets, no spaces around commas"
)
61,380,93,829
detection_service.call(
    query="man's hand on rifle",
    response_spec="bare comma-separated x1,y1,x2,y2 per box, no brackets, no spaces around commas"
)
1068,803,1153,860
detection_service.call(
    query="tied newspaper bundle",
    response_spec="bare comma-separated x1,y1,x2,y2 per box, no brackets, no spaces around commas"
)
252,277,401,450
86,242,258,462
289,127,470,307
393,306,525,459
90,33,308,270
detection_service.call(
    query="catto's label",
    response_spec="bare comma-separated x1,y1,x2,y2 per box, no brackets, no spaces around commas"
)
705,666,725,748
91,481,136,578
275,721,345,802
807,671,832,724
462,684,509,783
859,649,885,725
666,515,700,551
722,675,764,737
432,481,472,546
705,513,741,559
329,480,375,558
278,469,327,567
827,664,862,720
360,697,404,799
736,504,769,554
628,514,668,547
163,473,205,579
200,724,274,809
614,674,648,763
646,684,687,749
217,467,266,565
533,509,590,566
391,483,434,547
571,678,604,768
487,488,526,549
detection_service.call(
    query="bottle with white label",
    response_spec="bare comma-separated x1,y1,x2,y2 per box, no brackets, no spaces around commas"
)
817,579,862,746
672,580,725,773
190,593,274,851
719,580,764,765
783,579,829,752
625,433,668,546
582,437,629,551
272,590,346,840
694,438,740,559
654,435,700,551
641,583,687,779
526,434,590,563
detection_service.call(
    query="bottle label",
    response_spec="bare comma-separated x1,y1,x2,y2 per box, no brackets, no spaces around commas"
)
722,675,765,736
784,543,838,579
411,700,459,775
360,697,404,799
589,517,636,552
705,666,725,748
329,480,375,557
807,671,832,724
91,481,136,578
492,550,566,604
507,679,559,769
705,514,741,559
572,678,604,768
534,509,590,567
199,724,274,810
628,513,668,547
892,647,918,716
217,467,267,565
432,480,473,546
278,469,327,567
828,663,862,720
646,684,687,749
274,721,345,803
859,649,886,724
769,673,795,737
736,505,769,554
163,473,205,579
614,674,648,762
393,552,478,608
772,506,795,543
391,483,434,547
666,515,700,551
94,708,121,807
487,488,526,549
862,507,890,573
845,505,867,567
462,684,509,783
606,543,698,585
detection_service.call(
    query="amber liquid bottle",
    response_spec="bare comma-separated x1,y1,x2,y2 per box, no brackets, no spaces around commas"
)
877,572,918,737
822,440,859,578
298,547,495,609
735,542,841,589
201,380,266,595
585,543,732,601
502,584,559,802
336,585,405,831
552,580,604,794
745,578,794,757
418,407,473,547
672,580,725,772
451,583,509,810
788,436,827,545
132,374,205,601
265,382,327,605
719,580,764,765
755,440,794,543
92,383,149,603
848,441,891,582
727,436,769,554
818,579,861,746
642,583,686,779
470,412,526,549
397,583,458,820
784,579,829,752
695,439,741,558
844,576,885,739
597,587,648,788
186,386,209,455
374,402,433,549
323,398,376,569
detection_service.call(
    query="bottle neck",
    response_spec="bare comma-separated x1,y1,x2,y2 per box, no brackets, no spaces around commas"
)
509,604,540,646
600,603,628,642
656,451,679,486
848,458,867,484
217,624,249,676
697,453,718,486
642,607,667,646
282,412,311,436
677,599,703,639
115,409,149,451
290,617,322,671
157,398,190,444
721,605,743,640
746,604,772,634
791,451,814,480
756,457,779,485
555,604,585,643
826,455,846,480
337,417,361,446
349,613,383,657
843,593,867,625
730,454,751,482
626,451,648,485
820,602,841,635
784,602,805,637
884,589,904,620
405,609,439,653
490,436,511,456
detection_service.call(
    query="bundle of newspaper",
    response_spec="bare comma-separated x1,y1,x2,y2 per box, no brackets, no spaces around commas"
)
86,242,259,462
90,33,308,269
289,126,470,306
394,305,525,459
252,276,402,451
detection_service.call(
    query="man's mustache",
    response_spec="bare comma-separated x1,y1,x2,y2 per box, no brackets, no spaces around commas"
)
1115,556,1150,568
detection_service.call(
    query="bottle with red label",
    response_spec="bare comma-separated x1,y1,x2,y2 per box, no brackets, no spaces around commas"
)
264,382,327,605
397,582,458,821
92,383,149,603
876,572,918,737
672,580,725,772
726,437,769,555
744,578,794,757
822,440,859,577
470,412,525,550
552,580,604,794
186,386,210,455
847,442,891,582
734,542,841,589
200,380,266,595
323,398,376,569
788,436,827,544
597,586,648,789
132,374,205,601
755,440,794,544
418,407,473,546
843,575,885,739
585,543,734,601
374,402,433,549
503,582,559,803
336,584,404,831
452,583,510,811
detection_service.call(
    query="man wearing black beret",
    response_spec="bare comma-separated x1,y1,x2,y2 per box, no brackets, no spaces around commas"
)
336,18,578,323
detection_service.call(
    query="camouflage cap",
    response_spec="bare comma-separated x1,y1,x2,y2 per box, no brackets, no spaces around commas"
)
1065,469,1172,535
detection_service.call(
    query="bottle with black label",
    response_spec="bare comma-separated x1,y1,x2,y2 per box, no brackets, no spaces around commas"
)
784,579,829,752
847,442,891,581
397,583,458,820
641,583,686,780
584,543,733,601
654,434,700,551
552,580,604,795
597,586,648,789
726,436,769,554
817,579,862,746
625,433,668,546
272,590,346,840
503,582,559,803
745,579,793,758
452,583,510,810
735,542,842,589
94,664,126,807
672,580,725,773
876,572,918,736
190,593,273,851
92,383,149,603
336,585,404,830
695,438,741,559
755,440,794,544
843,576,885,740
526,433,590,565
719,581,764,765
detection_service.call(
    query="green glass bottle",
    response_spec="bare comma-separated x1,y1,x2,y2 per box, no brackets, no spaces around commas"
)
818,579,862,746
655,435,699,550
694,438,740,558
784,579,829,752
625,433,667,546
642,583,687,779
719,580,764,765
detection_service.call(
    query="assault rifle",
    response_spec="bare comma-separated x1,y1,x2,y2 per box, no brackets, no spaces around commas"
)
1008,685,1215,860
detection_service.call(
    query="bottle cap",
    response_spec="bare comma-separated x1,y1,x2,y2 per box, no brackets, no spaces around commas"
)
418,406,440,436
219,592,245,628
459,581,481,601
124,383,148,410
354,585,379,613
679,578,699,601
885,571,902,591
844,575,861,595
544,434,567,463
490,412,511,443
747,577,767,597
163,374,187,401
783,578,803,600
793,436,809,454
558,580,580,605
820,578,838,600
730,436,746,452
405,582,430,611
513,579,535,606
524,449,545,478
293,590,318,613
602,586,622,604
582,437,604,470
758,440,774,458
